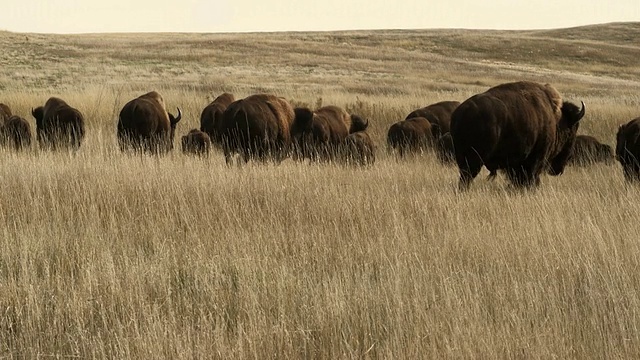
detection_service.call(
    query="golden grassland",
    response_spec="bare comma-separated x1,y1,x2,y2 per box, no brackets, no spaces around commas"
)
1,22,640,358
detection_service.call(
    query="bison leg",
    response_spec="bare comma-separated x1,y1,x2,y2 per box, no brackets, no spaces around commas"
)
623,163,640,183
505,165,540,189
456,147,483,191
457,161,482,191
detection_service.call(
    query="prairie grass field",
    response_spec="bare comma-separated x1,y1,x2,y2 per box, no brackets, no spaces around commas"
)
1,23,640,358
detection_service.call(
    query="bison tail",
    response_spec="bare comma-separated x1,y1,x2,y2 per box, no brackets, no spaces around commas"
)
349,114,369,133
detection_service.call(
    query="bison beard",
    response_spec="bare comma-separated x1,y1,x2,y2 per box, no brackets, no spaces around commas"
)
451,81,585,190
616,117,640,182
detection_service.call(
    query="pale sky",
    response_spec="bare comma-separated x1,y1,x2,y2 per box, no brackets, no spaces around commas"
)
1,0,639,34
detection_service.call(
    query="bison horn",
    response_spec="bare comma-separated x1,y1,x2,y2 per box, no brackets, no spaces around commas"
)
578,101,585,119
175,107,182,123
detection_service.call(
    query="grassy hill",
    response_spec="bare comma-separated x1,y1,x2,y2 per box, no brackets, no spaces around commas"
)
0,23,639,359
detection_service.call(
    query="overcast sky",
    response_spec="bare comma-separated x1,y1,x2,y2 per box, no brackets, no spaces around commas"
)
1,0,638,34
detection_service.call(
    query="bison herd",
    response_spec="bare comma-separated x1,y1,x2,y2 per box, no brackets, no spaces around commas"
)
1,80,639,190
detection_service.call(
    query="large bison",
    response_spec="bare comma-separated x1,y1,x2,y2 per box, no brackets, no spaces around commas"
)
616,117,640,182
32,97,85,150
181,128,211,156
343,131,376,166
219,94,295,164
200,92,235,146
117,91,182,153
568,135,614,166
387,117,438,157
451,81,585,190
405,100,460,134
290,105,368,162
1,116,32,150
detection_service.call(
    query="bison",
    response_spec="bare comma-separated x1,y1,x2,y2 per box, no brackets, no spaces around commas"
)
32,97,85,150
181,129,211,156
290,105,368,162
343,131,376,166
451,81,585,190
568,135,614,166
200,92,235,146
117,91,182,154
387,117,439,158
219,94,295,164
435,132,455,164
1,115,32,150
405,100,460,135
0,103,11,122
616,117,640,182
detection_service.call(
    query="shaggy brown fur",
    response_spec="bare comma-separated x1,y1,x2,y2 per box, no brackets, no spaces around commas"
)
343,131,376,166
435,132,455,164
32,97,85,151
387,117,437,158
219,94,295,164
405,100,460,135
181,129,211,156
0,103,12,123
290,105,368,162
200,92,235,146
1,115,32,150
451,81,585,190
569,135,614,166
117,91,182,154
616,117,640,182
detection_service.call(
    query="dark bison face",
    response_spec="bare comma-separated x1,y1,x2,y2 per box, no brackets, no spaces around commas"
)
291,107,315,159
615,124,634,165
549,101,585,175
31,107,44,129
168,107,182,149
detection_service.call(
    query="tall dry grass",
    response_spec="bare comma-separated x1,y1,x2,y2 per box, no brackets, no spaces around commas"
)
1,23,640,358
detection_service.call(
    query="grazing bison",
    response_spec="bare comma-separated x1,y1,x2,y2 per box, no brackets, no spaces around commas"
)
1,115,32,150
219,94,295,164
451,81,585,190
200,92,235,146
117,91,182,153
387,117,439,157
569,135,614,166
181,129,211,156
616,117,640,182
343,131,375,166
290,105,368,162
32,97,85,150
405,100,460,135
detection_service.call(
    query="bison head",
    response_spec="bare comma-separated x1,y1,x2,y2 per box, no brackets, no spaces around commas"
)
349,114,369,133
549,101,585,175
167,107,182,149
31,107,45,128
291,107,315,159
